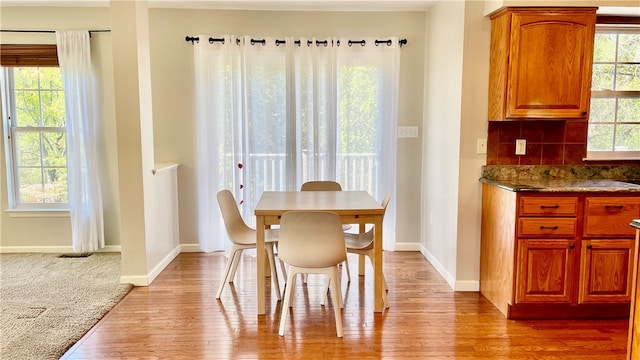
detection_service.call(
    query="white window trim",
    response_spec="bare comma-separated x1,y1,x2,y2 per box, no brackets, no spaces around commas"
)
1,67,69,210
585,24,640,161
5,209,70,218
584,150,640,161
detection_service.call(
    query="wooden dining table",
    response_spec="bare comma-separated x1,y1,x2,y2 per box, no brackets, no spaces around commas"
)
254,190,386,315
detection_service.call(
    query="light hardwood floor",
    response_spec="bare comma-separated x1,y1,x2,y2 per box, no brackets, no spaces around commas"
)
61,251,628,359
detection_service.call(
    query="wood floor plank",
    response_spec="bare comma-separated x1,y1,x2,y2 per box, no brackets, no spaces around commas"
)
61,252,628,359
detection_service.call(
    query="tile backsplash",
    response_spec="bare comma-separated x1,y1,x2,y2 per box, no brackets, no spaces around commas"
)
486,120,587,165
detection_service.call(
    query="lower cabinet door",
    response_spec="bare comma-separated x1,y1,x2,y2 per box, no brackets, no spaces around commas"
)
578,239,634,304
515,239,575,304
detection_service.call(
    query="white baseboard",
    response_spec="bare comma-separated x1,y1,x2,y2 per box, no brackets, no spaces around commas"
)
455,280,479,292
119,275,149,286
420,245,479,292
180,243,202,252
147,246,181,284
0,245,121,253
421,246,455,290
121,245,181,286
179,242,423,253
392,242,422,251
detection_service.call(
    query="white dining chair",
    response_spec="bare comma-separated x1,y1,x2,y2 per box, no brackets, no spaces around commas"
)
215,189,282,301
277,210,347,337
300,180,351,283
343,194,391,308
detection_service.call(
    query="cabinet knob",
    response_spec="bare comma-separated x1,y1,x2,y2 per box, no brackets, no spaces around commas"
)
539,226,559,230
540,205,560,209
587,244,593,250
569,244,575,249
582,111,588,116
605,205,624,210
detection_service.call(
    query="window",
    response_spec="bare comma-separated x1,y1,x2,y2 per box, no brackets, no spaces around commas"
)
1,45,68,209
587,26,640,160
194,36,399,251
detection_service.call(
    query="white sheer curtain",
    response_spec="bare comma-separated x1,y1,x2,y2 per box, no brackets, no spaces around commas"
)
56,30,105,253
194,35,400,252
334,37,400,249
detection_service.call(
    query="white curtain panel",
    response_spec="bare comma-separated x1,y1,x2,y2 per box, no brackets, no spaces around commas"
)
194,35,400,252
334,37,400,250
56,30,105,253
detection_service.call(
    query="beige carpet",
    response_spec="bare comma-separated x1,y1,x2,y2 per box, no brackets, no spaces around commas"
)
0,252,133,360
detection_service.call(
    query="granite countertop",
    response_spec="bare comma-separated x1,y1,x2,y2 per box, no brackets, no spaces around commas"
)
480,165,640,193
480,178,640,192
632,220,640,230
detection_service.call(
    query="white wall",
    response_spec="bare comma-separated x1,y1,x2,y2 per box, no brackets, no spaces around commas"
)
0,7,120,252
421,0,466,289
147,8,427,251
0,6,426,283
421,0,638,292
456,0,491,290
5,1,633,289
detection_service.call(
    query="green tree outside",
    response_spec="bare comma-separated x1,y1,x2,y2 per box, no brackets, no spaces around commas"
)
10,67,67,204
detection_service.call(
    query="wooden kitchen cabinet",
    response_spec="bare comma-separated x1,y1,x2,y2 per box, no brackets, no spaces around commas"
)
488,7,597,120
514,196,577,305
578,197,640,303
627,221,640,360
480,184,639,319
516,239,575,304
579,239,634,303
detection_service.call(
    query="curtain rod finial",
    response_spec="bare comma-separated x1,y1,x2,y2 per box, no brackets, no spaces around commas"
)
185,36,199,45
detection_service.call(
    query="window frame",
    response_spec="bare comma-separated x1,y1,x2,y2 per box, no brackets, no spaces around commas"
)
1,44,69,210
586,23,640,161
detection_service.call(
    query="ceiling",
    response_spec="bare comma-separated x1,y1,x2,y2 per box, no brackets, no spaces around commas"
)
0,0,439,11
0,0,638,14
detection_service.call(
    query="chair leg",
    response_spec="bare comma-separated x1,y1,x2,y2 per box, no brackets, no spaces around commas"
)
216,247,240,299
287,272,297,307
279,269,298,336
321,274,344,309
266,243,282,301
320,276,330,306
275,243,288,280
330,266,344,338
228,248,244,283
343,256,351,283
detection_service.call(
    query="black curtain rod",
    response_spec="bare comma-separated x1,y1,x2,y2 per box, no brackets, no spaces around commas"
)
185,36,407,47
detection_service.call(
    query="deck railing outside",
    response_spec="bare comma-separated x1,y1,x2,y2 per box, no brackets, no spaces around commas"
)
247,152,378,195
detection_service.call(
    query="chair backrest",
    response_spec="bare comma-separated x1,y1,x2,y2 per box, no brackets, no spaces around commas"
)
361,194,392,244
300,181,342,191
380,194,391,212
217,189,255,245
278,211,346,268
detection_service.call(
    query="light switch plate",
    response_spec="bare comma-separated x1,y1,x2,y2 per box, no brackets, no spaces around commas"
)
477,138,487,154
515,139,526,155
398,126,418,138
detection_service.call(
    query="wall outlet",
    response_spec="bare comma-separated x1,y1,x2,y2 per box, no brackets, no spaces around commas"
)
515,139,526,155
398,126,418,138
477,138,487,154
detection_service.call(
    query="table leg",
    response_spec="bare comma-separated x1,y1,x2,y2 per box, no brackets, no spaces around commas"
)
373,215,383,312
256,216,266,315
359,223,366,275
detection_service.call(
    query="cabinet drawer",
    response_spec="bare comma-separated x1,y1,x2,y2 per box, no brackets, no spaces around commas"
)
584,197,640,237
519,197,578,216
518,218,577,238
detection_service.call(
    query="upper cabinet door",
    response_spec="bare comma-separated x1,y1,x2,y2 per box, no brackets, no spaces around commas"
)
488,8,597,121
